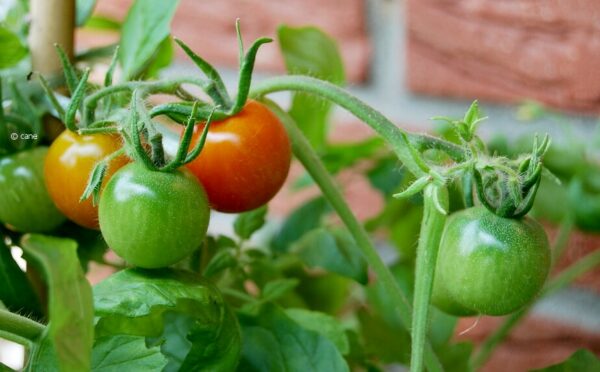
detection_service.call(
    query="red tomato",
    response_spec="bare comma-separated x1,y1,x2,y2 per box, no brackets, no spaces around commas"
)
186,100,291,213
44,131,129,229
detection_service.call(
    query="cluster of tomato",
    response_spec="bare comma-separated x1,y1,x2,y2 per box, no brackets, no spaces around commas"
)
0,100,291,268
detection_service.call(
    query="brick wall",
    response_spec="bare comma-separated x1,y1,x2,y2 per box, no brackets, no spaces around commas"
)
89,0,371,82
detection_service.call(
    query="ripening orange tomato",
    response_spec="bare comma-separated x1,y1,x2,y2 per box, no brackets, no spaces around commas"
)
185,100,291,213
44,131,129,229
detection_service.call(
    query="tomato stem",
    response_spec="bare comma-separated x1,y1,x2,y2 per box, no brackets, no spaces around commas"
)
265,100,444,372
250,75,466,173
0,309,45,345
411,185,448,372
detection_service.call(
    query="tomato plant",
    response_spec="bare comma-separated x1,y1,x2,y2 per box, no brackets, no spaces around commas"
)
185,99,291,213
98,163,210,268
44,131,129,229
0,147,65,232
1,1,600,372
432,206,551,316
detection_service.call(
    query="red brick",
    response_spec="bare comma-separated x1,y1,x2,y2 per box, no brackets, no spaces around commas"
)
85,0,370,82
455,316,600,371
406,0,600,112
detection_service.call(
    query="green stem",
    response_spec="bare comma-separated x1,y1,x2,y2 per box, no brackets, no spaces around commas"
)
0,309,45,344
411,185,448,372
471,248,600,369
551,215,574,263
251,75,465,171
265,101,443,372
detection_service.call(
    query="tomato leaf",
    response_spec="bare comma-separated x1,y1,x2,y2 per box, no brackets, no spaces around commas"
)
278,25,345,150
271,197,331,253
91,335,167,372
234,206,267,240
532,349,600,372
0,26,27,68
292,228,368,284
0,238,42,318
285,308,349,355
94,269,241,371
21,234,94,372
76,0,97,27
261,278,299,302
119,0,179,80
143,36,174,79
238,304,349,372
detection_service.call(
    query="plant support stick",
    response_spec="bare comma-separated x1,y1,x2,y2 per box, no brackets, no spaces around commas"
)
29,0,76,74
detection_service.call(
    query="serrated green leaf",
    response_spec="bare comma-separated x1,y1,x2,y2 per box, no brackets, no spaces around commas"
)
285,308,349,355
0,26,27,68
238,304,349,372
278,25,345,150
21,234,94,372
292,228,368,284
91,335,167,372
0,238,42,318
234,206,267,240
93,269,241,371
119,0,180,80
262,279,299,302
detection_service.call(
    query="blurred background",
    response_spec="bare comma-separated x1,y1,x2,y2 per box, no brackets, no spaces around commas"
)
3,0,600,371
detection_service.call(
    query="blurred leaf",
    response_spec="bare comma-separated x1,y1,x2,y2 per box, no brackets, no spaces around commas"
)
294,272,350,314
84,16,121,31
238,304,349,372
436,342,473,372
285,308,349,355
532,349,600,371
143,36,174,79
0,26,27,68
234,206,268,240
0,238,42,318
278,25,345,150
203,249,237,278
94,269,241,371
367,156,404,196
357,308,410,364
261,278,299,303
53,222,109,272
91,335,167,372
119,0,179,80
22,234,94,372
76,0,97,27
271,197,331,253
322,138,386,175
292,228,368,284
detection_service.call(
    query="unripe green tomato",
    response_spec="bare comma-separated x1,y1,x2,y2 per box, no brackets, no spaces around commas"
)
0,147,65,232
432,206,550,316
99,163,210,268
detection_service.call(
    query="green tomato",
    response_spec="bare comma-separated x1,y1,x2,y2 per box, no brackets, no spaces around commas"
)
0,147,65,232
432,206,550,316
99,163,210,269
569,174,600,233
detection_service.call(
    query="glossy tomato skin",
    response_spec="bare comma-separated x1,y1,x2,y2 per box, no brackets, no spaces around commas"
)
432,206,550,316
44,131,129,229
0,147,66,232
185,100,291,213
99,163,210,269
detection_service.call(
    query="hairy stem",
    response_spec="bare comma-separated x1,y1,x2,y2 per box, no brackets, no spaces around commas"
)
411,185,448,372
0,309,45,344
251,75,465,170
265,100,443,372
